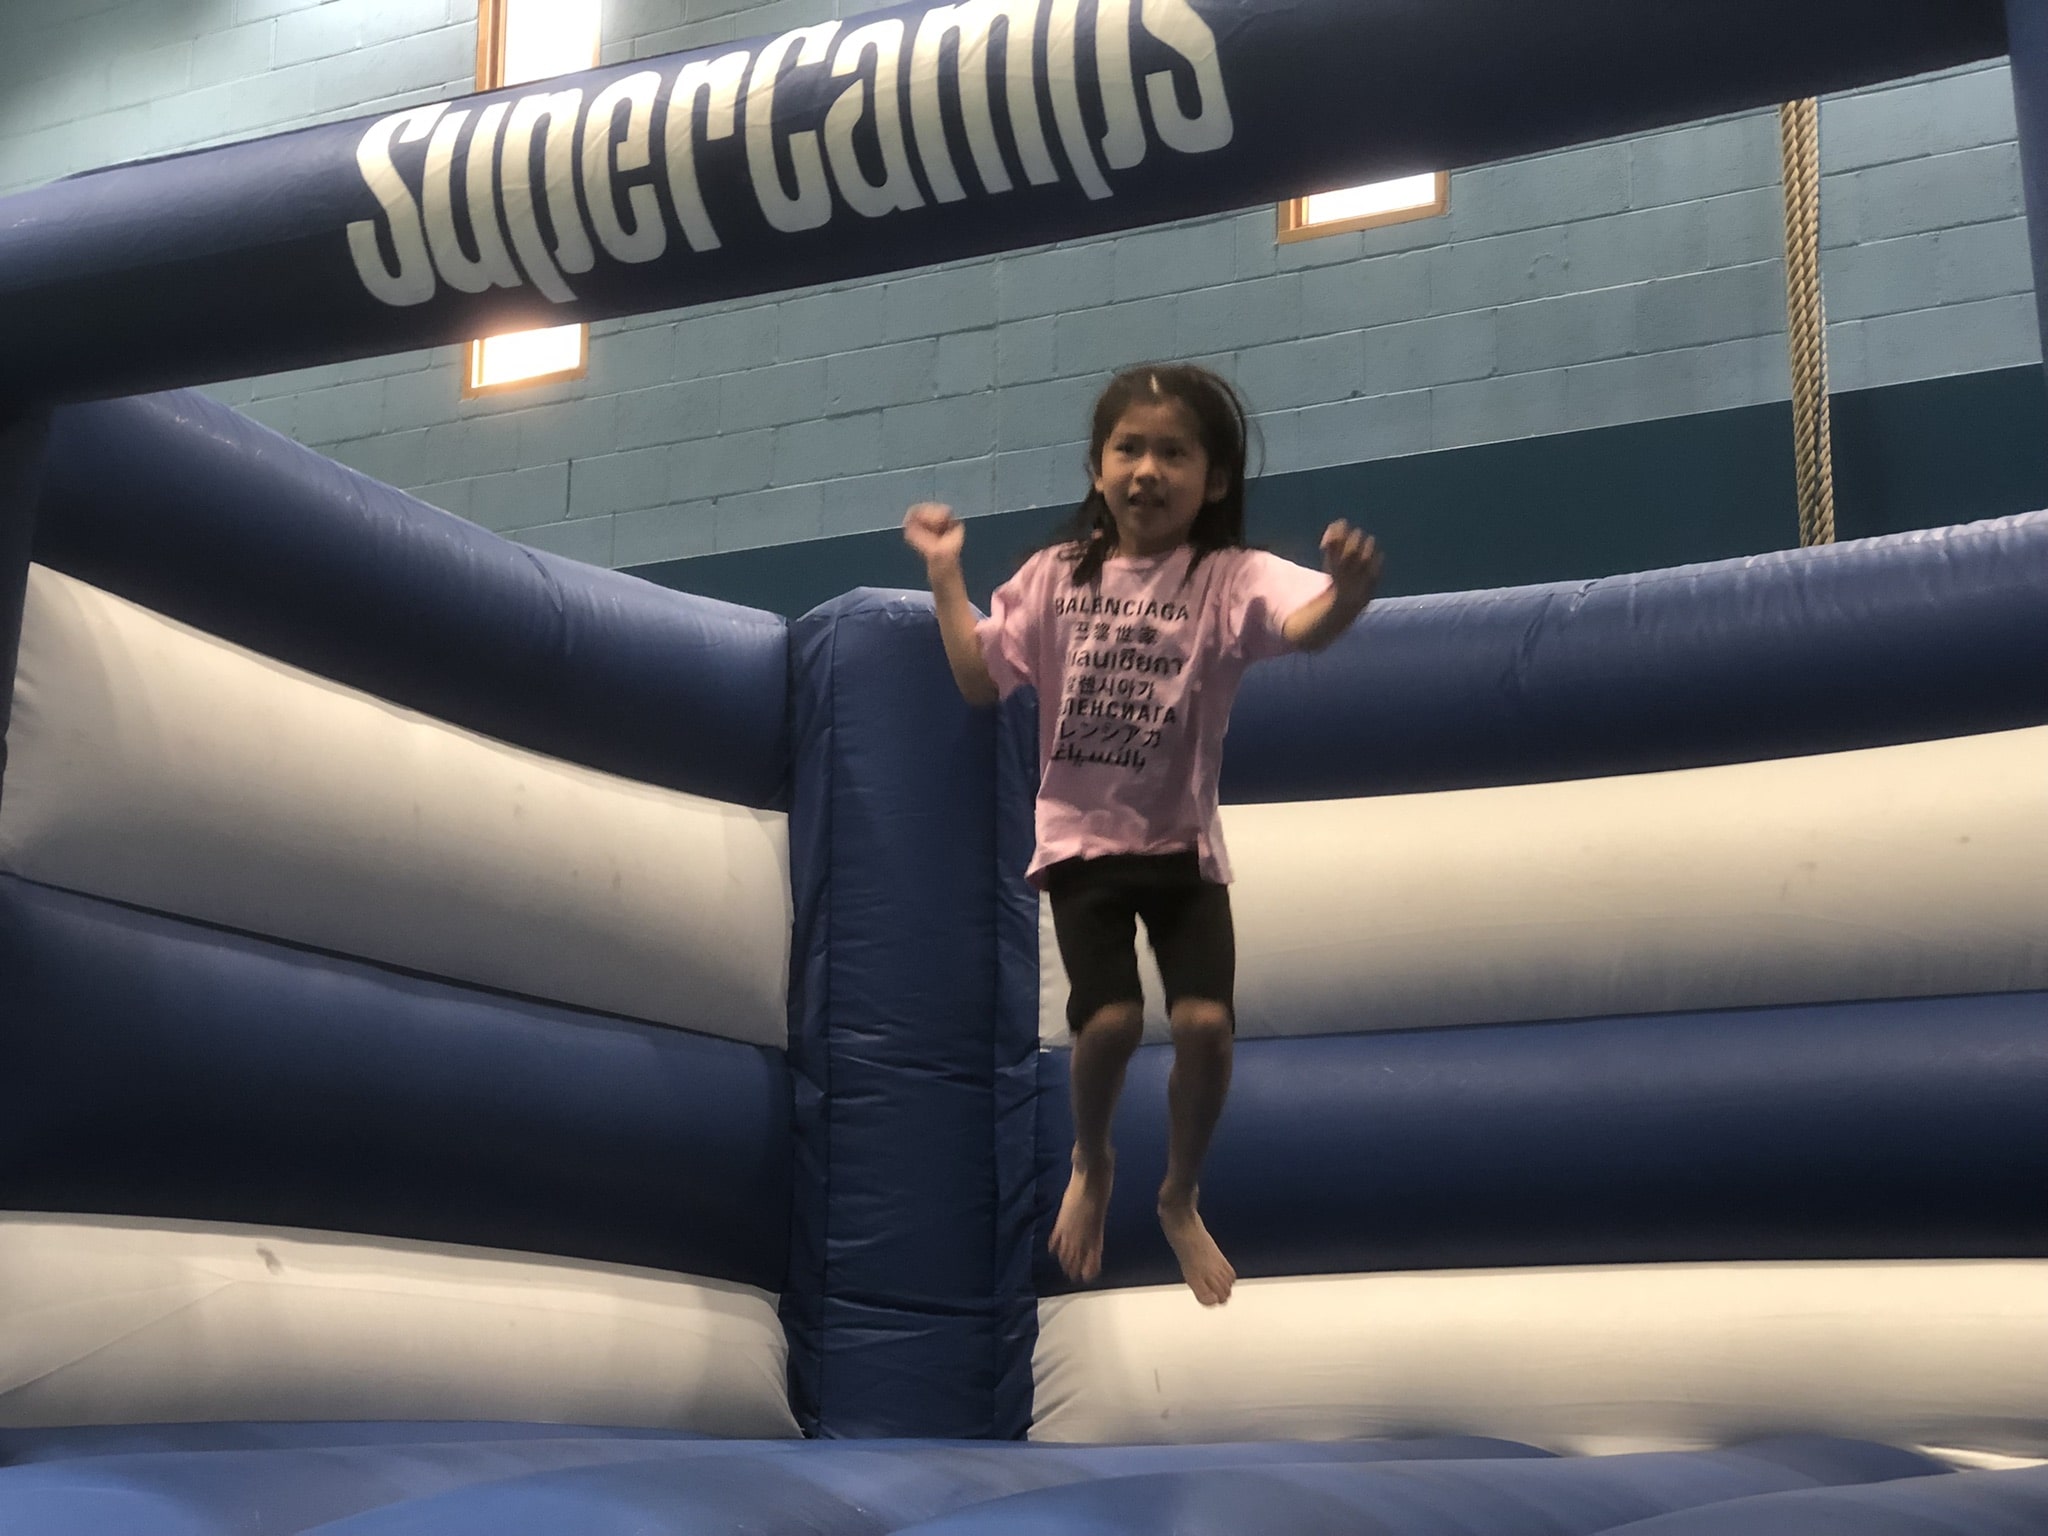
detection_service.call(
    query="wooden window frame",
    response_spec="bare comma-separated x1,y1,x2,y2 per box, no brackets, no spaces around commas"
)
461,0,593,398
1277,172,1450,244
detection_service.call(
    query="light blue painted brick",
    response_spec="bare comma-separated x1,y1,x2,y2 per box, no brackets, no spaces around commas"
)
363,0,454,50
276,3,362,66
1563,348,1714,432
1693,335,1791,415
519,397,619,468
107,41,192,109
1275,228,1365,272
1935,217,2035,306
994,444,1077,512
516,517,615,567
1696,187,1785,273
616,379,721,447
1235,333,1362,414
470,463,570,531
1563,202,1706,293
333,427,435,487
824,339,936,413
1830,144,2023,246
774,412,883,485
1302,252,1429,334
673,427,774,497
1429,372,1571,452
1053,295,1176,377
1455,142,1630,236
1496,286,1636,375
613,503,717,567
572,446,670,516
382,363,462,431
191,23,276,88
1001,244,1114,320
1825,316,1872,395
1110,221,1238,300
1822,64,2016,173
296,379,386,445
1824,232,1941,322
1628,114,1779,209
1247,409,1298,476
930,454,996,516
881,264,999,339
883,394,995,468
448,411,523,479
1427,227,1569,315
1177,274,1300,355
1232,209,1280,281
609,0,691,44
998,375,1099,452
1635,261,1784,351
934,330,996,396
716,483,824,553
236,0,325,22
1361,310,1496,393
723,358,827,431
778,286,885,359
312,27,469,116
1862,293,2043,385
411,478,475,520
1291,390,1432,470
632,19,744,57
820,467,936,537
680,305,777,375
996,317,1058,385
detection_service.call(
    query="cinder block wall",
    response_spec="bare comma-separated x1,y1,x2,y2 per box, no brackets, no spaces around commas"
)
0,0,2035,572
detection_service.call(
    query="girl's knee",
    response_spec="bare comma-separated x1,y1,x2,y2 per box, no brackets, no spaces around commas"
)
1080,1000,1144,1045
1169,1000,1232,1052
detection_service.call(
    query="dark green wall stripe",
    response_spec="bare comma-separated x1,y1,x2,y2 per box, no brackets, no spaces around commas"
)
629,365,2048,618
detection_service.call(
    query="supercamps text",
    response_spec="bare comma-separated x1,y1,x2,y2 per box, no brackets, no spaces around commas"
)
347,0,1234,308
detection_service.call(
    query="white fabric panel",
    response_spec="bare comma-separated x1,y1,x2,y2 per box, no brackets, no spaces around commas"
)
1032,1261,2048,1460
0,565,790,1046
0,1214,798,1434
1041,725,2048,1044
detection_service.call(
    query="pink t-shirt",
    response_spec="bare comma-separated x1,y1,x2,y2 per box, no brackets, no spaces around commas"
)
977,543,1330,887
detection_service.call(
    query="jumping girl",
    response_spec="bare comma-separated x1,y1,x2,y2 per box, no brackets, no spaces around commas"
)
903,363,1382,1306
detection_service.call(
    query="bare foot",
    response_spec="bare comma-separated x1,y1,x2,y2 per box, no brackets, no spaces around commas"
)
1158,1191,1235,1306
1050,1149,1114,1284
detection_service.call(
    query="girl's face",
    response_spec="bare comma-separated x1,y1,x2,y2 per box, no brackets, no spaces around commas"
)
1092,399,1227,559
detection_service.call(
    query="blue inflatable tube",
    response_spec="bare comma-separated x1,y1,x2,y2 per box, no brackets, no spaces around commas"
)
0,0,2001,401
1035,991,2048,1292
1225,510,2048,803
32,392,788,808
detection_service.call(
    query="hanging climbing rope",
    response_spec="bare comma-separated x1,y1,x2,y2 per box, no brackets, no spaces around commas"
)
1780,97,1837,546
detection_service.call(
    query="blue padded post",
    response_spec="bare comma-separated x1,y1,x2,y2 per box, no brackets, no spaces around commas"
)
785,590,1036,1439
2008,0,2048,379
0,407,50,805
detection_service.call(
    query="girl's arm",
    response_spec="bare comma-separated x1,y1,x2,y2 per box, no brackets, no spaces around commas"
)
1284,520,1383,652
904,503,1000,706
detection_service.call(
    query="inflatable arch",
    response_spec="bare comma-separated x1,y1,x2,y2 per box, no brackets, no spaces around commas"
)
2,1,2047,1532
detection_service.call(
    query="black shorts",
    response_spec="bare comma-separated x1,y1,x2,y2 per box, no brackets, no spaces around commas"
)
1045,851,1235,1032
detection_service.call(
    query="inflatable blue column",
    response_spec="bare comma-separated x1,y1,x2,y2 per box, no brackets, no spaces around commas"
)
0,408,50,785
785,590,1039,1439
2008,0,2048,378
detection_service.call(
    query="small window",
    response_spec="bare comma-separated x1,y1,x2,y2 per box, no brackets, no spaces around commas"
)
1278,172,1448,243
463,0,602,397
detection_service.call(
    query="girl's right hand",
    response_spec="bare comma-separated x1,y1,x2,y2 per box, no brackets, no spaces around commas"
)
903,502,966,568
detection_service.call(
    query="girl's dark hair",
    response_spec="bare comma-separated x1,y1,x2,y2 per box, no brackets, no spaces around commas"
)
1056,363,1253,587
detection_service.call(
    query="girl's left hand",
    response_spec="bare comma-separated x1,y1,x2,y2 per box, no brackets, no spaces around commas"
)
1321,520,1383,603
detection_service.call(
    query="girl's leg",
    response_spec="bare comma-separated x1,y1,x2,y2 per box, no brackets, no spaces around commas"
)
1051,1000,1143,1283
1158,997,1236,1306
